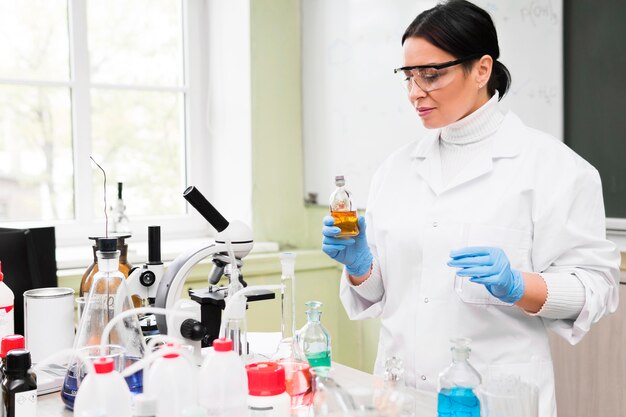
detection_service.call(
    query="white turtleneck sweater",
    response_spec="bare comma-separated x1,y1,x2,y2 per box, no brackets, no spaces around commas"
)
435,93,586,320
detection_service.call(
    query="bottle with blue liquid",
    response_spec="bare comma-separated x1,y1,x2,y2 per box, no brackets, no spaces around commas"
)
437,338,481,417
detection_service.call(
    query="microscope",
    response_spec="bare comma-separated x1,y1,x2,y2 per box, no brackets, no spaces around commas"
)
154,186,275,356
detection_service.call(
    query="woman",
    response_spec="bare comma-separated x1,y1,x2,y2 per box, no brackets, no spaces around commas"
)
321,1,620,416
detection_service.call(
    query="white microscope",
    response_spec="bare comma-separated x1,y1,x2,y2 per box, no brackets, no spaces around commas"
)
153,186,275,358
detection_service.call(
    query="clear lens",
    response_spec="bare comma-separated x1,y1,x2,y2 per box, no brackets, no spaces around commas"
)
396,67,455,93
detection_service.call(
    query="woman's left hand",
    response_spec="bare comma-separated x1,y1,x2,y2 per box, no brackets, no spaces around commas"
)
448,246,525,303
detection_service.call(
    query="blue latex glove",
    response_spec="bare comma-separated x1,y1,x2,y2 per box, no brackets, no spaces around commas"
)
322,215,373,277
448,246,525,304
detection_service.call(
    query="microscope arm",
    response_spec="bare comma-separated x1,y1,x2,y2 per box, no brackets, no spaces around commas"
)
154,242,229,334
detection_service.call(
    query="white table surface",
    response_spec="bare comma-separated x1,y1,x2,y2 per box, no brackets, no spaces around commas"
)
37,362,437,416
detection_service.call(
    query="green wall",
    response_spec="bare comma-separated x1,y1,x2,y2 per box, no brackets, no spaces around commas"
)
249,0,380,372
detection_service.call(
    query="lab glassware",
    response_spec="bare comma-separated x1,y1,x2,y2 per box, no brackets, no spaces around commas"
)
62,238,145,409
379,357,416,417
329,175,359,238
271,253,312,411
437,338,481,417
298,301,331,368
80,235,133,298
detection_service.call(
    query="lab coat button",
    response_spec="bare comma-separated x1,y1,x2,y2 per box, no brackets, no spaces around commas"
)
424,297,429,303
421,375,427,381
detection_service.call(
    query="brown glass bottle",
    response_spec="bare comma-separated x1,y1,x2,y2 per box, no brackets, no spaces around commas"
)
80,234,133,297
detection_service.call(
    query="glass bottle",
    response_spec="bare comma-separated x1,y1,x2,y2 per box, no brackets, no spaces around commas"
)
380,357,416,417
298,301,331,368
62,238,145,410
2,349,37,417
329,175,359,237
271,253,312,412
80,234,133,297
437,338,481,417
110,182,131,234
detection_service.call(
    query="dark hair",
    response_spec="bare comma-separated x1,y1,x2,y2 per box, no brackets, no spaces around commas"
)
401,0,511,99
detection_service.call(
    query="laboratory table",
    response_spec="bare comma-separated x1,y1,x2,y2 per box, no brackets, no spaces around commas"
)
37,363,437,416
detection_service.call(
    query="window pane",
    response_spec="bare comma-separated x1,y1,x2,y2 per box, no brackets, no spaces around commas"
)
87,0,184,86
0,85,74,221
0,0,70,81
90,89,186,218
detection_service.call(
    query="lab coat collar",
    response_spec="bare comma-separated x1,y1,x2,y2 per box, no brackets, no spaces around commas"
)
409,111,523,195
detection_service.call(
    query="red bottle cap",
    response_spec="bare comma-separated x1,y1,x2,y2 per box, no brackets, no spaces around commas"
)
1,335,24,359
246,362,286,396
212,338,233,352
162,342,179,359
93,357,114,374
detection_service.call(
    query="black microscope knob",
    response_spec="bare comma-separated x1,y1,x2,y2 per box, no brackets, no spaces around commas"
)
180,319,208,342
139,270,156,287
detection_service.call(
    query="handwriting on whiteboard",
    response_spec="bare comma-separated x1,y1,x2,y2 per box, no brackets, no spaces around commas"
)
520,0,558,27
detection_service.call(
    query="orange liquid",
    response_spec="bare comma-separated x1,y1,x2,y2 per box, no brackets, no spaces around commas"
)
331,211,359,237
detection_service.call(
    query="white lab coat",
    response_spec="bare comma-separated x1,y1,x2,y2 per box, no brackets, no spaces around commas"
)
340,111,620,417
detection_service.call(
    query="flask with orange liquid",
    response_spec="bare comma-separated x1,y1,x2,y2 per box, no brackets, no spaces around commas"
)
329,175,359,237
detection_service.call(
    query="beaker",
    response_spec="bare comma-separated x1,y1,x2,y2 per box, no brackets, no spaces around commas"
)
62,238,146,410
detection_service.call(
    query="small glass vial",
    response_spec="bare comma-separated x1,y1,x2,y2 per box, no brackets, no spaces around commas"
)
437,338,481,417
298,301,331,368
329,175,359,237
2,349,37,417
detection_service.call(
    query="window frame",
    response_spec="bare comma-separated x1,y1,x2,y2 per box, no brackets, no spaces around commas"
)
0,0,216,246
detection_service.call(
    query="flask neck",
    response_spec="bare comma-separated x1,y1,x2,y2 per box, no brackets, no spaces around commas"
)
305,311,321,323
280,272,296,339
96,251,121,273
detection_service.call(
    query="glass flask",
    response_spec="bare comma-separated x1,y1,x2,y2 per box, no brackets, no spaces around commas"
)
80,234,132,297
378,357,416,417
110,182,131,234
329,175,359,238
62,238,146,410
271,252,312,412
298,301,331,368
437,338,481,417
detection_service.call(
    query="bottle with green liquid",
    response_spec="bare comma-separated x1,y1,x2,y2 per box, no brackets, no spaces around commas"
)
298,301,331,368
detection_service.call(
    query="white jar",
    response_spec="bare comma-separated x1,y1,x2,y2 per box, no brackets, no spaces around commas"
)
246,362,290,417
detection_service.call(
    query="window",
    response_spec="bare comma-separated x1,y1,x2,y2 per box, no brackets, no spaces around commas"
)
0,0,217,245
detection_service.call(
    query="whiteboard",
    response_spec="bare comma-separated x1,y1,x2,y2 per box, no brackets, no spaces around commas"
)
302,0,563,209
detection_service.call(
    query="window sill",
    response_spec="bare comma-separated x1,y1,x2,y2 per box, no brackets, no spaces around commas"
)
56,237,280,271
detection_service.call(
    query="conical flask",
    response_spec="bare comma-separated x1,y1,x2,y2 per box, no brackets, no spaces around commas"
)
298,300,331,368
271,252,312,411
62,238,146,410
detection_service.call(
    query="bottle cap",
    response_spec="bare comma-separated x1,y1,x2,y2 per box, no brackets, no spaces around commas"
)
1,335,25,359
334,175,345,187
212,338,233,352
162,343,180,359
246,362,286,396
93,357,114,374
5,349,31,374
133,394,157,416
98,238,118,253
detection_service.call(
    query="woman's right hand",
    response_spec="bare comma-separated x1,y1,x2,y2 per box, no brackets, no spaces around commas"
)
321,215,373,278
